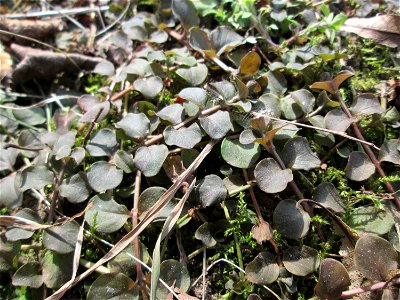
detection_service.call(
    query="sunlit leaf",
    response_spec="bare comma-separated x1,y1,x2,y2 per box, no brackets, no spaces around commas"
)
282,137,321,171
313,182,345,213
324,108,354,132
254,158,293,193
240,51,261,75
12,262,43,288
60,172,91,203
85,194,129,233
87,273,139,300
199,111,234,139
245,252,279,285
134,144,169,177
93,60,115,76
354,234,398,281
344,151,375,181
87,128,117,157
178,87,208,108
210,81,236,100
176,64,208,86
87,161,123,192
196,174,227,207
314,258,350,300
350,93,384,116
172,0,200,29
114,150,136,173
379,139,400,165
310,71,354,94
43,220,80,254
157,104,185,125
273,199,311,240
221,138,261,168
42,251,73,289
283,246,320,276
134,76,164,99
126,58,154,77
265,70,287,96
164,123,202,149
115,113,150,139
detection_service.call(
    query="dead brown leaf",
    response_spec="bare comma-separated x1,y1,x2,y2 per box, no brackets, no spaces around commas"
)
251,221,273,244
10,44,106,83
341,14,400,48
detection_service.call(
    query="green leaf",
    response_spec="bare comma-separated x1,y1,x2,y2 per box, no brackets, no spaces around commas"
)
176,64,208,86
253,93,281,118
134,76,164,99
115,113,150,140
138,187,180,222
164,123,202,149
282,137,321,171
13,107,46,125
178,87,208,108
196,174,227,207
0,173,22,209
93,60,115,76
157,104,185,125
126,58,154,77
42,220,80,254
354,234,398,281
347,204,395,235
12,262,43,288
210,81,236,100
114,150,136,173
87,273,139,300
189,27,215,57
273,199,311,240
344,151,375,181
87,128,117,157
221,138,261,168
171,0,200,29
265,71,287,96
289,89,315,114
245,252,279,285
6,208,41,241
19,165,54,192
379,139,400,165
149,30,168,44
134,144,169,177
0,234,20,272
85,194,129,233
87,161,123,192
199,110,234,139
313,182,345,213
314,258,350,300
42,251,73,289
350,93,384,116
210,26,244,55
0,142,18,171
283,246,320,276
60,172,91,203
324,108,354,132
156,260,190,299
254,158,293,193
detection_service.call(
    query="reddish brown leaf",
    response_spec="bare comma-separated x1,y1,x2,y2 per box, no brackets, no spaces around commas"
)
251,221,273,244
341,15,400,48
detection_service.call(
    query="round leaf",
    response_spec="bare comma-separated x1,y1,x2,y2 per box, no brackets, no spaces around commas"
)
176,64,208,86
254,158,293,193
12,262,43,288
42,251,73,289
134,76,163,98
210,26,244,55
164,123,202,149
0,173,22,208
134,144,169,177
114,150,136,173
87,273,139,300
60,172,91,203
115,113,150,139
43,220,80,254
93,60,115,76
313,182,345,213
108,243,150,276
355,234,398,281
324,108,354,132
347,204,395,235
157,259,190,299
273,199,311,240
178,87,208,108
314,258,350,300
199,110,234,139
221,138,261,168
171,0,200,29
210,81,236,100
345,151,375,181
240,51,261,75
283,246,320,276
87,161,123,192
253,93,281,118
85,194,129,233
157,104,184,125
282,137,321,171
245,252,279,285
265,70,287,96
138,187,179,222
350,93,384,116
87,128,118,157
6,208,41,241
19,165,54,192
196,174,227,207
379,139,400,165
290,89,315,114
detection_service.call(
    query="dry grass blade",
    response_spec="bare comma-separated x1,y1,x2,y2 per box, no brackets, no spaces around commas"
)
150,179,196,299
45,139,219,300
341,15,400,48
